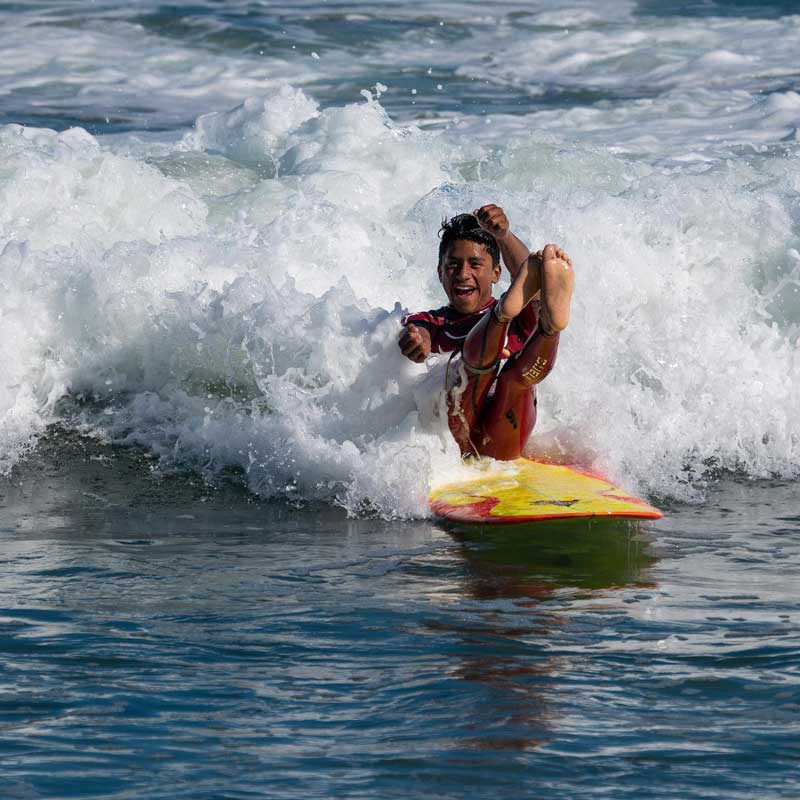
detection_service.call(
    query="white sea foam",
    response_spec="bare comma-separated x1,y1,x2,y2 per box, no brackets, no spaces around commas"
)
0,6,318,132
3,1,798,153
1,0,799,514
2,83,799,515
0,91,460,515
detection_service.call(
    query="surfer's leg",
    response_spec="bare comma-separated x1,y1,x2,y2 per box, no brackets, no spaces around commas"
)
471,245,571,459
474,327,560,460
448,247,572,456
446,309,509,455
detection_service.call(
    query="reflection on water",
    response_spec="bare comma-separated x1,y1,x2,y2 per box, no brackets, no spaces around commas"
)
453,518,656,597
428,517,657,752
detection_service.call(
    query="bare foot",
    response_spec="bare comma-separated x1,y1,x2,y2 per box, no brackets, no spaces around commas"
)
497,250,543,321
538,243,574,334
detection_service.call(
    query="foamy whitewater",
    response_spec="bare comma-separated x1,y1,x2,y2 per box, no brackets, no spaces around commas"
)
1,0,799,516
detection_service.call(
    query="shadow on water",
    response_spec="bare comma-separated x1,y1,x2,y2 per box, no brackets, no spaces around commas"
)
422,518,658,752
442,517,657,599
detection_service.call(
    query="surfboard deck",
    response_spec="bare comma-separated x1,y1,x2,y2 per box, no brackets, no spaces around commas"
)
429,459,663,524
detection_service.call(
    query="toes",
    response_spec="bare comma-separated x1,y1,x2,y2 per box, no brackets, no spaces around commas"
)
542,244,573,267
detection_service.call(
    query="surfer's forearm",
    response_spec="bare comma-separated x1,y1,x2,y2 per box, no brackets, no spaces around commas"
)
474,204,531,278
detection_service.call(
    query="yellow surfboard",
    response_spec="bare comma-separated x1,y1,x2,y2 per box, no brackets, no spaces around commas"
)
429,459,663,524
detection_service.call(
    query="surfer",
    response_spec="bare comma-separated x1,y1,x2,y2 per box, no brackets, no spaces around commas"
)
398,204,574,460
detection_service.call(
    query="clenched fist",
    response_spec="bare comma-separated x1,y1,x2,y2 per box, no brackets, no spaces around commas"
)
398,323,432,363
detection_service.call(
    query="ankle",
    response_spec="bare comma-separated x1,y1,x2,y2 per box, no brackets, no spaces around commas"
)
494,296,513,324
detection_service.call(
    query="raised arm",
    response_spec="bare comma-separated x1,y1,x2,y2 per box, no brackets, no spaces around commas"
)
473,204,533,280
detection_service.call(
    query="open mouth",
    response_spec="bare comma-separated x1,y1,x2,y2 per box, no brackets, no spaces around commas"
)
454,286,477,297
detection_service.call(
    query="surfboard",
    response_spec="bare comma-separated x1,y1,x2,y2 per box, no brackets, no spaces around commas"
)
429,459,663,524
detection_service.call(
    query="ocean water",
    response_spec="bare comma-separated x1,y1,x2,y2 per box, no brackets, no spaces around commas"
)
0,1,798,797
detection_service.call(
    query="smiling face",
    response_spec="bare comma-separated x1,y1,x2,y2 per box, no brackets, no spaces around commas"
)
438,239,501,315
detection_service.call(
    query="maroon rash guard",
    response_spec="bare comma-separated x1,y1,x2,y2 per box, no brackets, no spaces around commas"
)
403,297,560,459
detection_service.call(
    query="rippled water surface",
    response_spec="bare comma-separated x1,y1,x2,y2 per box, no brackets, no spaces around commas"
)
2,0,800,796
1,434,798,798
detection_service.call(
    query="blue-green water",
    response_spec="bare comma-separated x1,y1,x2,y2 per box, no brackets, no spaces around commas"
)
2,433,799,798
2,0,800,797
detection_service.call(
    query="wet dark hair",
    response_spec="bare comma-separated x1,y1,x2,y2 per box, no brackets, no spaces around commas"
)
438,213,500,266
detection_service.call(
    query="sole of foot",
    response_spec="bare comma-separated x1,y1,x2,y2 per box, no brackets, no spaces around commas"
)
539,243,574,334
498,252,542,321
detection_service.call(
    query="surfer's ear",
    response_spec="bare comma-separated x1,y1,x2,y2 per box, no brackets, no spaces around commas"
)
491,263,501,283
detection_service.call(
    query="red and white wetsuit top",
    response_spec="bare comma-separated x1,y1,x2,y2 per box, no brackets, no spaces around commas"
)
403,297,539,358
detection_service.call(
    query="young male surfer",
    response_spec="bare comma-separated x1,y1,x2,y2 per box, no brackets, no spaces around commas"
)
398,204,574,460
